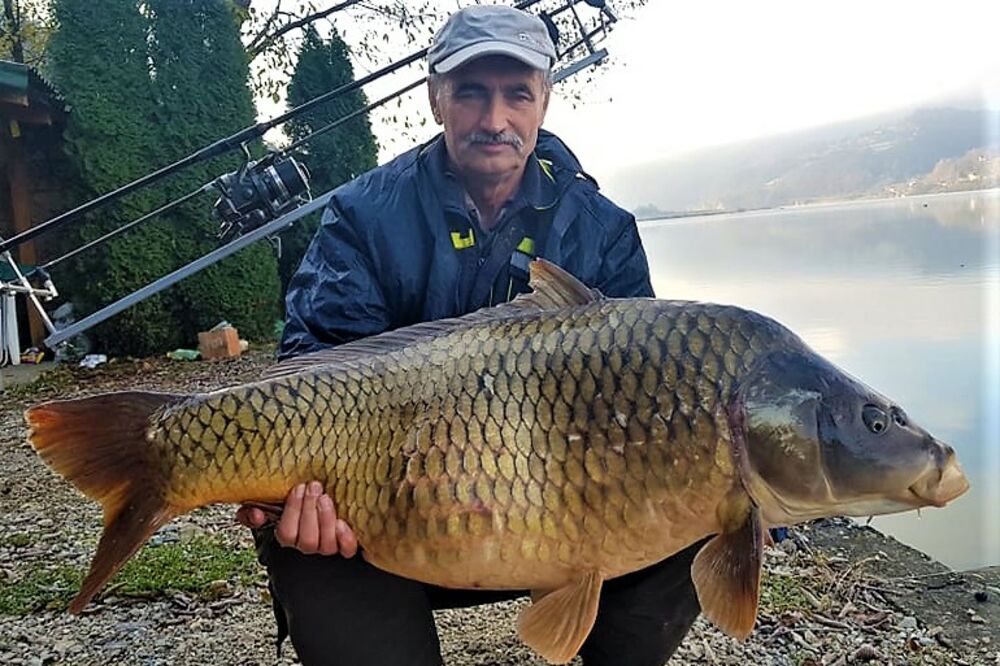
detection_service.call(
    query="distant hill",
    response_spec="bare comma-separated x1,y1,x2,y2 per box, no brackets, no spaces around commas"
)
883,147,1000,196
612,106,1000,214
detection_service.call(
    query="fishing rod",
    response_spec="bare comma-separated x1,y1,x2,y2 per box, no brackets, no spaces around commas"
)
0,0,554,257
41,53,608,348
0,0,619,349
0,50,426,256
18,0,615,274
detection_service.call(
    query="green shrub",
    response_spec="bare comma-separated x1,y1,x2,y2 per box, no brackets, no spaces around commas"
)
47,0,280,356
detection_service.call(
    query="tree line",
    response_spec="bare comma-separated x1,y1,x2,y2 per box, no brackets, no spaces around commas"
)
2,0,377,356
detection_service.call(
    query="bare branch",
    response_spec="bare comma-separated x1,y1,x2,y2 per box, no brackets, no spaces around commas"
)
248,0,367,57
246,0,284,53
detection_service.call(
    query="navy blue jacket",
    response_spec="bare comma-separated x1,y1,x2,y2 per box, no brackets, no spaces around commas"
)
278,129,652,359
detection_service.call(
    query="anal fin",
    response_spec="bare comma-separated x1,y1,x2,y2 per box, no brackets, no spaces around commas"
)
691,502,764,640
517,571,603,664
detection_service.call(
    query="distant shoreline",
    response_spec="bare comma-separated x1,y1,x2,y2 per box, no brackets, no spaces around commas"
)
635,186,1000,224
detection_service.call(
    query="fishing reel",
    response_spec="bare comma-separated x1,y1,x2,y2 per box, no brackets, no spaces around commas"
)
212,146,312,245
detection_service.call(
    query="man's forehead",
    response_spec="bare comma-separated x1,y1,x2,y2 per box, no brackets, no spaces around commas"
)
445,55,545,84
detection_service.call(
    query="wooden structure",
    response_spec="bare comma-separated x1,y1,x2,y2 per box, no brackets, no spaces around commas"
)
0,59,70,348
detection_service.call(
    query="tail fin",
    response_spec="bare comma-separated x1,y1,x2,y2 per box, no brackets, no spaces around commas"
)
25,391,182,613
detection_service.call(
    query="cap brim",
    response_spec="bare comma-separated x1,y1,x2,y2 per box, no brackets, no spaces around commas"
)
433,40,551,74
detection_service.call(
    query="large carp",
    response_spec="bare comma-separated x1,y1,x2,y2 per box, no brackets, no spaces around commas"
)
26,260,968,663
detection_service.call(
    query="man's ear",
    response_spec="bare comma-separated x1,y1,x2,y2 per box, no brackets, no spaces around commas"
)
428,80,444,125
538,74,551,122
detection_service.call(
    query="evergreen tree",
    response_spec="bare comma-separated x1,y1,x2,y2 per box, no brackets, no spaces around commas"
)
46,0,280,355
280,25,378,295
147,0,280,341
47,0,179,355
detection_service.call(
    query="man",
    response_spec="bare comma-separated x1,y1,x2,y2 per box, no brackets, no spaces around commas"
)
238,6,705,665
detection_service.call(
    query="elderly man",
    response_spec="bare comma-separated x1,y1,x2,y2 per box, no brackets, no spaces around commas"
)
239,5,704,665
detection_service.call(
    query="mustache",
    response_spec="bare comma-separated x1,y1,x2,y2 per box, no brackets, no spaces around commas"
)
465,131,525,151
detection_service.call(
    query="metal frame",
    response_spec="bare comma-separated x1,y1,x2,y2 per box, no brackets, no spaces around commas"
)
1,249,57,390
1,250,57,333
43,192,332,347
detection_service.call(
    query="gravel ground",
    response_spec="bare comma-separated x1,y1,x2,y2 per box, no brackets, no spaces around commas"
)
0,351,995,665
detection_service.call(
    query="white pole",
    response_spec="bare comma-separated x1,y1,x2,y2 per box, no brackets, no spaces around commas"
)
1,292,20,367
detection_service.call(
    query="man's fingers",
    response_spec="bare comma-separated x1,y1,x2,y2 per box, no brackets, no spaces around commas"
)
235,506,251,528
294,481,323,554
274,482,349,557
275,483,306,548
236,506,269,528
337,519,359,559
317,495,340,555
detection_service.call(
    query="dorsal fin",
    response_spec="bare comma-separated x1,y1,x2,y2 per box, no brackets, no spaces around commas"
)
506,257,604,312
262,259,604,380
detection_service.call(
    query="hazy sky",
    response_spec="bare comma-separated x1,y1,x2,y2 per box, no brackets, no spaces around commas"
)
260,0,1000,185
543,0,1000,177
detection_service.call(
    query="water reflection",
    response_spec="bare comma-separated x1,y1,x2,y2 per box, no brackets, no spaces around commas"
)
638,190,1000,570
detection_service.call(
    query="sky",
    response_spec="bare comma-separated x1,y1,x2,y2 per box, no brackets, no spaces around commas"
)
258,0,1000,187
543,0,1000,177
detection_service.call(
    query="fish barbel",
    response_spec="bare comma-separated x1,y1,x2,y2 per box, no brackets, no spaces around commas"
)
25,260,968,663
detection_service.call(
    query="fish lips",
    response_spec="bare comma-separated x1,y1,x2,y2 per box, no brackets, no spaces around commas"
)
906,454,970,507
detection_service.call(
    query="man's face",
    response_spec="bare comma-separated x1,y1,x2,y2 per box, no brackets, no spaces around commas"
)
430,55,550,182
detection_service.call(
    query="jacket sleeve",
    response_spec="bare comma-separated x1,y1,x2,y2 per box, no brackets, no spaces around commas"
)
596,207,655,299
278,199,390,360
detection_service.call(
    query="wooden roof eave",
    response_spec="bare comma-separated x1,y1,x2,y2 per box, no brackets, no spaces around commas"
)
0,99,55,126
0,60,67,127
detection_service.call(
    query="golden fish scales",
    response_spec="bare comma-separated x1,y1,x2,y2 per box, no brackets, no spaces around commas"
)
153,297,778,591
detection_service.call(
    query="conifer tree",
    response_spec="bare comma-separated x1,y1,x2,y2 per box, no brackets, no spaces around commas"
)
47,0,179,354
147,0,280,340
47,0,280,355
280,25,378,295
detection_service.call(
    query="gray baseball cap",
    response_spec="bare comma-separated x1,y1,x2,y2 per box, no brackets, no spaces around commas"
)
428,5,557,74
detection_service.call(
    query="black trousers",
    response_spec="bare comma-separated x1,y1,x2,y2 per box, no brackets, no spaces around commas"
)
259,533,706,666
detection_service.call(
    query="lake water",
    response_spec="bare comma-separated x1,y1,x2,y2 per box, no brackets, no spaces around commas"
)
637,190,1000,571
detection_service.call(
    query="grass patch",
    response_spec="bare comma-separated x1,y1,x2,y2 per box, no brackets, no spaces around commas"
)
111,535,260,598
1,533,32,548
0,536,260,615
0,565,83,614
760,570,813,614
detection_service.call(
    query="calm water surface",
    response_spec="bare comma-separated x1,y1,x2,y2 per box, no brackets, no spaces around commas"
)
638,190,1000,570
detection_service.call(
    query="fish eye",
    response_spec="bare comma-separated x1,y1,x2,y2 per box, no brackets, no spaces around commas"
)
891,408,908,427
862,405,889,435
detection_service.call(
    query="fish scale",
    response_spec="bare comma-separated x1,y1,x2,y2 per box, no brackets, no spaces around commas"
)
150,298,781,589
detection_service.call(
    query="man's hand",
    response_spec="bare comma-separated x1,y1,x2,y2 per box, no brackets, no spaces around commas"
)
236,481,359,557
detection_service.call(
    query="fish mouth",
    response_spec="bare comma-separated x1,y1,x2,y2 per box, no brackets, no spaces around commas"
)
750,458,971,524
907,460,970,508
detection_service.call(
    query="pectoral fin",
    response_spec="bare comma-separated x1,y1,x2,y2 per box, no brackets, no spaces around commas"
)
517,571,603,664
691,502,764,640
